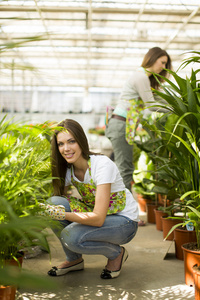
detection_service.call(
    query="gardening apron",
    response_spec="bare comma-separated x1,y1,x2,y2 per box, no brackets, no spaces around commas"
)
68,159,126,214
125,97,144,145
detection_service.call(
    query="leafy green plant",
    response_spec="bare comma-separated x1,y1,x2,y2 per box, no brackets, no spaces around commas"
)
160,129,200,246
180,191,200,248
132,114,167,203
0,34,47,74
0,115,59,287
146,51,200,245
163,191,200,248
132,151,155,201
134,114,181,208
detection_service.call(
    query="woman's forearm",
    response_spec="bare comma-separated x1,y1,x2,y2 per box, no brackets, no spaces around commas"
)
65,211,105,227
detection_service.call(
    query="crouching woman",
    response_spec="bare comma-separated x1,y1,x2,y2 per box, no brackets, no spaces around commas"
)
42,118,139,279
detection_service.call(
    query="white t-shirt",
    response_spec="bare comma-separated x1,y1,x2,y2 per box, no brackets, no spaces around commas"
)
65,155,139,221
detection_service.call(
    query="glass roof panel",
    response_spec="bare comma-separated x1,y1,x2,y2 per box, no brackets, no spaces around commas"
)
0,0,200,91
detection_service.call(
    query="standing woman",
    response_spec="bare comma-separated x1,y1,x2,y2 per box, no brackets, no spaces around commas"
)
41,119,139,279
105,47,172,192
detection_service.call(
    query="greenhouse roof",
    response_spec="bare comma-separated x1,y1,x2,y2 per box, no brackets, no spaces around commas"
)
0,0,200,91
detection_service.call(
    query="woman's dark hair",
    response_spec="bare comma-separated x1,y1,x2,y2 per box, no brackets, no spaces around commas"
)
141,47,172,90
51,119,96,195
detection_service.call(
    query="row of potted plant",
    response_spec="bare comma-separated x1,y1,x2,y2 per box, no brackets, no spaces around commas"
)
153,51,200,291
132,50,200,293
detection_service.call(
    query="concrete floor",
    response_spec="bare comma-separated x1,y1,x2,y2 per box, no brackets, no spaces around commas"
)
16,212,195,300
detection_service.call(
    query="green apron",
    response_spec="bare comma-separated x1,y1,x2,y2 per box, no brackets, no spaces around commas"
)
67,159,126,214
125,97,144,145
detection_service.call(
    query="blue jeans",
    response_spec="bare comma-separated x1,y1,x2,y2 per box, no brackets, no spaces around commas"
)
48,196,138,262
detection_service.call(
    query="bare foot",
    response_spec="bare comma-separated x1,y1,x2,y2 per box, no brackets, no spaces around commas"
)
57,257,83,269
105,247,124,271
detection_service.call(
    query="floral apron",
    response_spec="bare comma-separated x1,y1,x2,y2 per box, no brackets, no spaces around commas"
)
67,159,126,214
125,97,144,145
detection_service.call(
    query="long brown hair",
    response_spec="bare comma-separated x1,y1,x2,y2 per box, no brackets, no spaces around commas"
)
51,119,97,195
141,47,172,90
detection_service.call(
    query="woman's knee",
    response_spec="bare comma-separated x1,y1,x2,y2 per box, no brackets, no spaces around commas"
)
60,228,77,252
60,224,85,252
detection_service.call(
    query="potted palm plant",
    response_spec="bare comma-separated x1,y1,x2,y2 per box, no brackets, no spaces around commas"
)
149,50,200,285
135,114,180,225
0,115,57,298
132,117,163,222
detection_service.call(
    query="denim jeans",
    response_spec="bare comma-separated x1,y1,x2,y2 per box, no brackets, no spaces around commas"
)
105,118,134,191
48,196,138,262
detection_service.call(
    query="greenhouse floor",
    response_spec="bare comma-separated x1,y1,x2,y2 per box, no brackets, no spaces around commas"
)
16,208,195,300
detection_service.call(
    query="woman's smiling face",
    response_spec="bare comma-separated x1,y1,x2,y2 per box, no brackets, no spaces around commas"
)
57,130,83,164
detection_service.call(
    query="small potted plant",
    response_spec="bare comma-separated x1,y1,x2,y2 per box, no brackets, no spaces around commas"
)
165,192,200,286
0,204,58,298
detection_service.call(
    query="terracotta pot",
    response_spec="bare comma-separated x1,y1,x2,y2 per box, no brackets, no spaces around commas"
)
146,203,159,224
0,285,16,300
154,209,168,231
174,227,197,260
182,242,200,286
162,217,183,241
0,252,24,300
192,265,200,300
5,253,23,268
137,194,151,212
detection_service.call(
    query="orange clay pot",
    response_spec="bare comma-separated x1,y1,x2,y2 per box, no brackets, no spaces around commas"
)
182,242,200,287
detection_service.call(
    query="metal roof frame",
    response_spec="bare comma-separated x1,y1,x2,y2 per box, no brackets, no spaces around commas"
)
0,0,200,92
